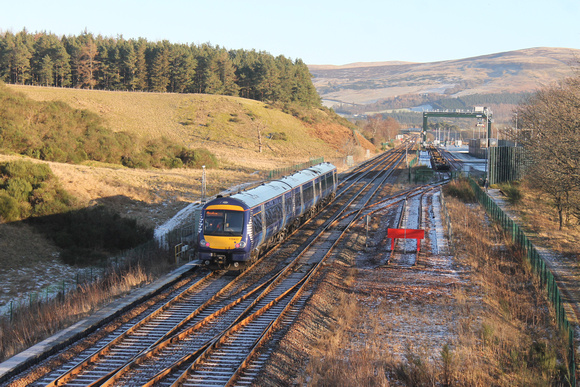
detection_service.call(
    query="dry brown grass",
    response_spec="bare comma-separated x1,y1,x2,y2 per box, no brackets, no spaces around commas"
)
443,197,569,385
257,188,569,386
7,85,376,170
0,251,174,363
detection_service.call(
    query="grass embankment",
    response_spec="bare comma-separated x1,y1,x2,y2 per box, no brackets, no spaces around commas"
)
9,85,375,170
0,83,218,169
436,180,569,384
0,251,173,364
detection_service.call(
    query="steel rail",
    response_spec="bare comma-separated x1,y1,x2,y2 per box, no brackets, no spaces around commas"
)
99,151,405,385
438,147,463,171
43,269,265,386
22,149,402,386
158,147,407,386
42,271,217,386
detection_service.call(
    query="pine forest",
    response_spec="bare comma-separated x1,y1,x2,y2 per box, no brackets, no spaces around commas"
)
0,30,321,107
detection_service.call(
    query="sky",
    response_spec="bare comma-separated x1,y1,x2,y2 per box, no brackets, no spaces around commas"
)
1,0,579,65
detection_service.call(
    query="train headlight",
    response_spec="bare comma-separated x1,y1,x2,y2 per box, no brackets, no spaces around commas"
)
200,239,210,247
235,241,247,249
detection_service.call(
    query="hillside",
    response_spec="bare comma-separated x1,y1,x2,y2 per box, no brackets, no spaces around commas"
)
1,85,376,227
0,87,376,303
309,47,580,122
7,85,374,171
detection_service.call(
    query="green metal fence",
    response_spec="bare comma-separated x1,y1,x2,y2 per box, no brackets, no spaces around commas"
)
488,146,529,185
267,157,324,180
468,178,576,385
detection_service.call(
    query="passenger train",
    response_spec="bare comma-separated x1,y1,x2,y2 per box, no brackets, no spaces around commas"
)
198,163,337,270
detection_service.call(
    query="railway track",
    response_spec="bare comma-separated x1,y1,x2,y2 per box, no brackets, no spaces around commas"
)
7,147,408,386
438,147,463,171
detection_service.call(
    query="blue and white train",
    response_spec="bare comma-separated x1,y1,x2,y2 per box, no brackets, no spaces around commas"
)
198,163,337,270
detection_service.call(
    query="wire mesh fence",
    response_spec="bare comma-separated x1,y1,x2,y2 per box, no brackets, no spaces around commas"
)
266,157,324,180
1,237,172,324
468,177,576,385
488,146,530,185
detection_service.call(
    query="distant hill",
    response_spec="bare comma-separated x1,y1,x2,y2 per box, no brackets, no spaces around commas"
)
309,47,580,123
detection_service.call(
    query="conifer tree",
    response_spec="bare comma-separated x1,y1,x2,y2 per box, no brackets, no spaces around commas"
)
150,45,170,92
77,35,99,89
133,39,148,90
7,31,33,84
53,42,72,87
62,35,82,87
119,39,137,89
168,45,196,93
38,55,53,86
98,38,121,89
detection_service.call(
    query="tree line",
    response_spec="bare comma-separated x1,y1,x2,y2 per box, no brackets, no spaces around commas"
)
0,29,320,107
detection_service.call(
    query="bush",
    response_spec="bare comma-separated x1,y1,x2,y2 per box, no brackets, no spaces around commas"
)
498,182,522,205
178,148,218,168
0,160,75,222
122,155,150,169
1,160,53,183
0,192,20,222
162,157,183,168
268,132,288,141
443,178,475,202
4,177,33,202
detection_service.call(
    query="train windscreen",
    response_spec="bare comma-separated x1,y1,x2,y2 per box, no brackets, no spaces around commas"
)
204,210,244,236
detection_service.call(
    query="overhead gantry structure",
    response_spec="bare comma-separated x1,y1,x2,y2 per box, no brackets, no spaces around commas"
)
421,107,492,144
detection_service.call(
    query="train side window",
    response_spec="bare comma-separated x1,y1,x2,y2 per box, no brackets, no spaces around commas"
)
303,183,313,204
285,193,292,217
265,199,283,225
252,209,262,234
326,173,334,189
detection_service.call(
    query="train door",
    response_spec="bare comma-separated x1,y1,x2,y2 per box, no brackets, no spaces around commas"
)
312,178,317,206
281,194,286,227
299,185,304,215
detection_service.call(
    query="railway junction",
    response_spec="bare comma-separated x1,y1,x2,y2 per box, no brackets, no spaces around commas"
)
0,142,576,385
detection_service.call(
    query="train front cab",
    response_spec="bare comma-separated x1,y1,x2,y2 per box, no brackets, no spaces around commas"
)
199,201,252,269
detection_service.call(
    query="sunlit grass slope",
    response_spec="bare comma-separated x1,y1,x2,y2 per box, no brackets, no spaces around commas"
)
9,85,361,170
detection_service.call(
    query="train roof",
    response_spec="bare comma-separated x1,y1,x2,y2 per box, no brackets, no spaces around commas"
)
224,162,336,209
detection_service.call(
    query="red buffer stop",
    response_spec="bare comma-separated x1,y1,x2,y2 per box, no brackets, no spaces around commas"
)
387,228,425,252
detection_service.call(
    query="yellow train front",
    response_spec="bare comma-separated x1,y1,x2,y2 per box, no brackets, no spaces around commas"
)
198,163,337,270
